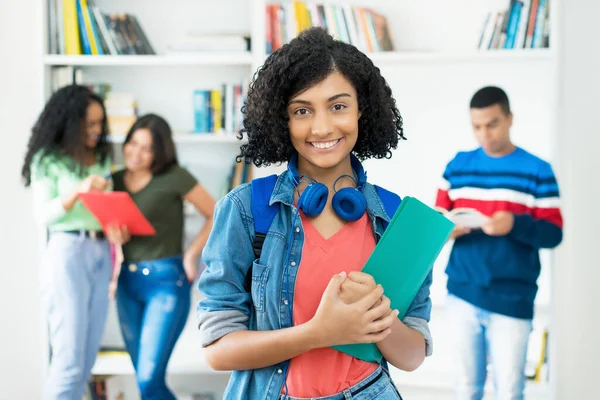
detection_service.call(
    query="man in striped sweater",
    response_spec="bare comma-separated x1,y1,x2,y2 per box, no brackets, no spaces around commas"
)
436,86,563,400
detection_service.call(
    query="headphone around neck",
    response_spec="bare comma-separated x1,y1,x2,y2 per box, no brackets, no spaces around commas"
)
287,153,368,221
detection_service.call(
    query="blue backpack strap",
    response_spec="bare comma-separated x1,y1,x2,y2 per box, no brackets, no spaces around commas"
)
374,185,402,229
246,174,279,291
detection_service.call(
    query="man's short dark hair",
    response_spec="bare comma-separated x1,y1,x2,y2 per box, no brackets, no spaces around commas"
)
470,86,511,115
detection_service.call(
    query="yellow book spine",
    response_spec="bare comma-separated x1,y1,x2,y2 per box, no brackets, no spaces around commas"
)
211,90,222,132
63,0,82,55
293,1,303,35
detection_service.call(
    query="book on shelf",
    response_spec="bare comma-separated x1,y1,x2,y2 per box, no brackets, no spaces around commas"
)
525,326,549,383
104,92,138,135
266,1,393,54
193,80,248,135
223,160,253,197
47,0,155,55
86,375,126,400
478,0,550,50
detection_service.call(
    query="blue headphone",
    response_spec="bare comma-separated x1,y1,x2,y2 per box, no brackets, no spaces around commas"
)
287,153,368,221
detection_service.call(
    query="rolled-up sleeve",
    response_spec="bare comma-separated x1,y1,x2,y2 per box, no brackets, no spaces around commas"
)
196,191,256,347
402,270,433,356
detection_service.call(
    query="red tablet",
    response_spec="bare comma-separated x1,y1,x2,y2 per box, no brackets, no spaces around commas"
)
78,191,156,236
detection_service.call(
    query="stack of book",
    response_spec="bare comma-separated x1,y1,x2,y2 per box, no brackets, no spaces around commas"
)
265,1,393,54
48,0,155,55
478,0,550,50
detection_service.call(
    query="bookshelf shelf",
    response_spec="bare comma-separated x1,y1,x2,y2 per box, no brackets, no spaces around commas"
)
43,53,253,67
107,133,245,144
43,50,553,68
92,351,229,376
367,49,555,64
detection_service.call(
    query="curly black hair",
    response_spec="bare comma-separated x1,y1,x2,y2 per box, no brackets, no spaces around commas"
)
238,27,404,167
21,85,111,186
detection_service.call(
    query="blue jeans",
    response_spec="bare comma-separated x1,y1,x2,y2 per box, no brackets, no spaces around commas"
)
41,232,111,400
279,366,402,400
116,255,191,400
445,294,533,400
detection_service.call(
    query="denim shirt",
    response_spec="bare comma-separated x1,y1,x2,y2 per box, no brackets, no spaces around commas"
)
197,170,433,400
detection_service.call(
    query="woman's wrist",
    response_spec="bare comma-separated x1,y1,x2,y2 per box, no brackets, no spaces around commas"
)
302,318,328,350
60,190,78,212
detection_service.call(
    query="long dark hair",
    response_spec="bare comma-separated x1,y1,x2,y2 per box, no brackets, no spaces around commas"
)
124,113,178,175
21,85,111,186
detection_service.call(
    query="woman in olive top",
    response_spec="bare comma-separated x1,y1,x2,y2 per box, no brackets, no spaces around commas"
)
108,114,216,400
21,85,113,400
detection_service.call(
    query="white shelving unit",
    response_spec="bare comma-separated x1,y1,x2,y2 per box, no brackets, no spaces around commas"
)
43,53,253,66
39,0,559,399
107,133,245,145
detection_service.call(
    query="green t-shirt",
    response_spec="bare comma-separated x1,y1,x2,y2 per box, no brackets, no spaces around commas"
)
112,165,198,262
30,152,112,231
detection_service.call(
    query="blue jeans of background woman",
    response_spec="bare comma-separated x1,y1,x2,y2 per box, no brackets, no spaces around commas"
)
42,231,111,400
116,255,191,400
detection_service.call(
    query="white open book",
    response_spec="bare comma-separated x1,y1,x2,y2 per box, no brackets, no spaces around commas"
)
436,207,489,229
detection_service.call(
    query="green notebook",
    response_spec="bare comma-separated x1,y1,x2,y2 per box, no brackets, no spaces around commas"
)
332,196,455,362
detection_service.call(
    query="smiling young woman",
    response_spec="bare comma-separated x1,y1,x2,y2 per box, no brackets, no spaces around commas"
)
197,27,433,400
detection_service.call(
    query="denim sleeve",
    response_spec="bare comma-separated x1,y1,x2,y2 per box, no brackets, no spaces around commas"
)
196,189,255,347
402,270,433,356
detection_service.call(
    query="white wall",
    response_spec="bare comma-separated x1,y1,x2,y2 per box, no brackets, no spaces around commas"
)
553,0,600,398
0,0,44,398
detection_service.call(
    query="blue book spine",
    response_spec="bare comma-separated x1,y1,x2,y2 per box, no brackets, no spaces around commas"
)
532,0,547,48
76,0,91,55
505,1,523,49
193,90,210,133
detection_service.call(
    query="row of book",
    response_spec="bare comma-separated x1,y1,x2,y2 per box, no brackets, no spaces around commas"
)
266,1,393,54
193,82,249,134
478,0,550,50
48,0,155,55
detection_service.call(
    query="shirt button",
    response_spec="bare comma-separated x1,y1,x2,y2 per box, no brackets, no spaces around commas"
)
128,264,137,272
295,227,300,233
283,299,288,305
142,268,150,276
277,369,283,374
290,261,296,267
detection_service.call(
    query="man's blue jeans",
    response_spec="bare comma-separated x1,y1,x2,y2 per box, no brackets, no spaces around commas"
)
445,294,533,400
116,255,191,400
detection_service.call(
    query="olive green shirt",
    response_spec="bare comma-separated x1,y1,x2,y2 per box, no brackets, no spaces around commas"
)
112,165,198,262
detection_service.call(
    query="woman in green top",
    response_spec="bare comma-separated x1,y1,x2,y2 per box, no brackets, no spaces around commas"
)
21,85,114,400
107,114,216,400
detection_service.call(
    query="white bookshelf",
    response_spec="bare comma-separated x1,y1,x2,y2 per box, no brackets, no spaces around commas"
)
367,48,555,63
43,53,253,66
107,132,245,144
39,0,559,399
